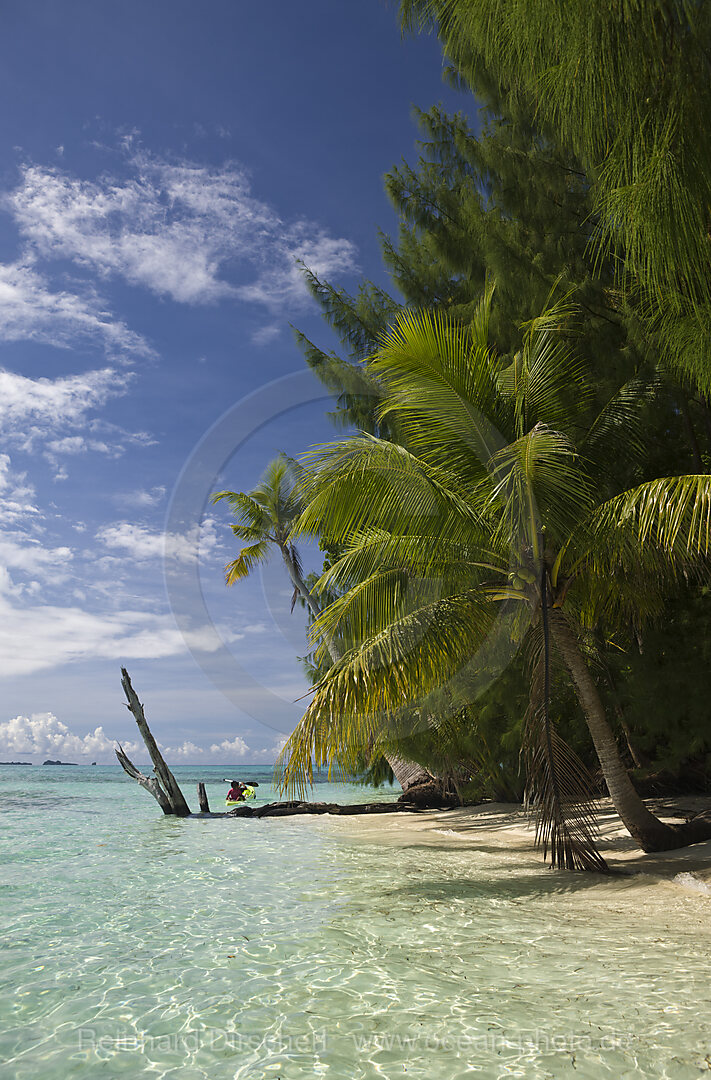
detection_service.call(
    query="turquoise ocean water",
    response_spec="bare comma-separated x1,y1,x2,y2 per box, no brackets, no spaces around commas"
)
2,764,710,1079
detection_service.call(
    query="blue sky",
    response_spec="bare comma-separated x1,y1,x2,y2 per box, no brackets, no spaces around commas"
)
0,0,468,765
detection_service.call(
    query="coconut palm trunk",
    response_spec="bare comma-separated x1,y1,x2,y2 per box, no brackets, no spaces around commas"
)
280,542,432,792
280,545,326,628
549,609,680,852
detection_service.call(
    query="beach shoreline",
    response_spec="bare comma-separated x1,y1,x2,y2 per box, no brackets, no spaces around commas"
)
329,795,711,887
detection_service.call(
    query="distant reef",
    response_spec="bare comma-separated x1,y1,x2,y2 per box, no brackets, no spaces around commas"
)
0,761,33,765
42,759,78,766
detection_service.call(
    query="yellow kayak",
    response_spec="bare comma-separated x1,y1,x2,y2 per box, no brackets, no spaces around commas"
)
225,785,256,806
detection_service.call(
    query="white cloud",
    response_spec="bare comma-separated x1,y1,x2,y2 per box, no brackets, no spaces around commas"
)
0,535,72,578
43,433,125,472
0,454,12,489
236,228,359,311
0,261,151,357
209,735,249,758
7,152,358,311
254,735,288,761
0,366,130,432
0,455,40,524
0,467,74,594
45,435,87,455
97,519,219,564
0,712,139,763
250,324,282,346
114,486,166,508
0,582,242,676
0,368,149,474
163,740,204,759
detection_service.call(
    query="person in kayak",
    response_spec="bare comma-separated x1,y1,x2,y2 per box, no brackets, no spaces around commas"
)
226,780,246,802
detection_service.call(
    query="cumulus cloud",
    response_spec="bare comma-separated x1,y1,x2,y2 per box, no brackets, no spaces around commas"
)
250,735,288,763
209,735,249,758
0,712,139,762
97,518,219,565
163,740,204,759
7,152,358,311
0,261,151,357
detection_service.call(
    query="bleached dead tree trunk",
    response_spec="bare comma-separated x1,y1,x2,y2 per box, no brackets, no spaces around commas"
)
115,667,191,816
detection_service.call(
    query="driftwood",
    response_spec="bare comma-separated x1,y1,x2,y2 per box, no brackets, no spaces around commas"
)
226,800,438,818
115,743,174,814
115,670,451,820
115,668,191,816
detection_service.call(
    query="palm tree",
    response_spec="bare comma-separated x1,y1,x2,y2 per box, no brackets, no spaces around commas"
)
278,297,711,866
213,456,319,622
212,456,432,791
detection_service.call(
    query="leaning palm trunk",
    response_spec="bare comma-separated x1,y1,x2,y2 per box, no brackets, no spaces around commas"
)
549,610,680,852
281,545,432,791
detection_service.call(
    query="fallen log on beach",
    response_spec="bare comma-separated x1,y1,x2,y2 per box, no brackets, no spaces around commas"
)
225,800,436,818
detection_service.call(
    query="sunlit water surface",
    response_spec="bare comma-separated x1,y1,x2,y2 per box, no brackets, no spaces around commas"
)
1,765,710,1079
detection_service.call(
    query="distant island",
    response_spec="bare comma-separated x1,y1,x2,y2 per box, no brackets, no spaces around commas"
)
43,759,78,766
0,761,33,765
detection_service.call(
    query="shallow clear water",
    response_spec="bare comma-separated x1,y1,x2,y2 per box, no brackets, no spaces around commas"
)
1,765,710,1079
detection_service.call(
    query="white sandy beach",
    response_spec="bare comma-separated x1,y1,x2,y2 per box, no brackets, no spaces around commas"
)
331,796,711,898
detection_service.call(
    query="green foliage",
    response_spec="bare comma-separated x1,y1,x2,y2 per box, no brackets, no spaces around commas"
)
212,455,321,631
607,584,711,787
291,77,711,803
299,98,706,486
212,455,304,579
400,0,711,391
278,303,711,865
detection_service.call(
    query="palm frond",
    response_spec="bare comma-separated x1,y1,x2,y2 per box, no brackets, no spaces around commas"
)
500,290,591,439
523,611,607,873
488,423,594,554
371,306,514,471
318,528,507,596
298,435,490,551
224,541,272,584
212,490,271,537
523,694,608,872
588,475,711,568
581,374,658,476
277,589,500,795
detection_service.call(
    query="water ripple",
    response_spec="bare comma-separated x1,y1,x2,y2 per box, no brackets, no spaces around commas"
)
1,769,710,1079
